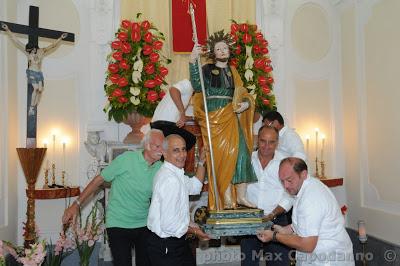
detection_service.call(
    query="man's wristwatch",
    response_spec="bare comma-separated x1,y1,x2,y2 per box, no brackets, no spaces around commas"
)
197,161,205,167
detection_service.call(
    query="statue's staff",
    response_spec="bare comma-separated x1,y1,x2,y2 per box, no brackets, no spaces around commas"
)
189,3,220,210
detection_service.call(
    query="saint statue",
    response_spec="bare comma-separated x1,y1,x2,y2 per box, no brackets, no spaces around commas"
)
189,30,257,210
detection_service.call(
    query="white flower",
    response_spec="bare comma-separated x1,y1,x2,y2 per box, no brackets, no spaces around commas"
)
104,102,110,111
131,71,141,84
130,96,140,105
133,59,143,72
247,84,256,91
244,69,253,81
130,87,141,96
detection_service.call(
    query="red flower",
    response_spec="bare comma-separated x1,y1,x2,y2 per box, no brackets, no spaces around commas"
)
121,42,132,53
159,66,169,77
261,47,269,54
110,74,120,84
262,98,270,105
263,65,273,73
159,90,166,99
258,76,267,86
111,40,122,50
112,88,124,97
112,51,123,61
255,32,264,41
234,46,241,55
147,90,158,102
242,33,252,44
118,96,128,103
131,30,141,43
254,58,264,69
154,75,163,85
144,63,155,75
108,63,119,73
240,23,249,32
253,45,261,54
141,20,151,31
142,45,153,55
118,32,128,41
131,22,140,32
119,60,130,70
118,77,128,87
121,20,131,29
144,80,156,88
341,205,348,216
153,40,163,50
231,23,239,33
262,86,270,94
149,52,160,63
266,77,274,84
260,39,268,47
230,33,239,42
144,32,153,43
230,58,238,68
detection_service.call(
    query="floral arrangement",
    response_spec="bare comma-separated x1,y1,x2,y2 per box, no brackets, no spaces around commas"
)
43,229,75,266
229,21,277,115
2,240,47,266
0,240,5,266
71,204,103,266
104,13,171,123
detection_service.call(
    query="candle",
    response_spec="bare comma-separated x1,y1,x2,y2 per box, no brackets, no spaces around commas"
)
358,220,367,242
315,128,319,159
43,139,49,169
305,135,310,159
321,134,325,161
52,134,56,165
62,139,67,172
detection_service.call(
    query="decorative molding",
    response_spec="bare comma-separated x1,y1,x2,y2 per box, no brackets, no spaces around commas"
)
355,0,400,215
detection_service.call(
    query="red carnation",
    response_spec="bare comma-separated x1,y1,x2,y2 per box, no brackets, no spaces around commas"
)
153,40,163,50
131,30,141,43
142,45,153,55
147,90,158,102
121,42,132,53
144,32,153,43
264,65,273,73
254,58,264,69
111,40,122,50
108,63,119,73
117,32,128,41
121,20,131,29
149,52,160,63
253,45,261,54
118,77,128,87
112,51,123,61
141,20,151,31
262,86,271,94
255,32,264,41
261,47,269,54
159,66,169,77
144,80,156,88
258,76,267,85
154,75,163,86
144,63,155,75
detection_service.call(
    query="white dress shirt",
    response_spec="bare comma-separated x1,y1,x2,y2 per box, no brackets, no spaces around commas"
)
247,150,294,213
293,177,354,266
147,161,203,238
279,126,307,161
151,79,193,123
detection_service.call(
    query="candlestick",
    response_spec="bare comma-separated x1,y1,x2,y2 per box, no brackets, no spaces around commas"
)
62,140,66,172
320,160,325,179
321,134,325,162
52,134,56,166
43,139,49,170
305,135,310,159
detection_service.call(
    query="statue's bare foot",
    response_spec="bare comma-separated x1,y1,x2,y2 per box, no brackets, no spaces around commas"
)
236,198,257,209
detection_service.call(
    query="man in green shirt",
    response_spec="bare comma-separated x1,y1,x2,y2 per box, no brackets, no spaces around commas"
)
62,129,164,266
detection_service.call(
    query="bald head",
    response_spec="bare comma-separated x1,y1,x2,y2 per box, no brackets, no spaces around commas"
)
163,134,187,169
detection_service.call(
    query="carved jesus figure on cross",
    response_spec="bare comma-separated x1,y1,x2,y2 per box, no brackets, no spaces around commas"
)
2,22,67,115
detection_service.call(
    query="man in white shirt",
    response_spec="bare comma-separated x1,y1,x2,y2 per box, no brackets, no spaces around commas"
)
241,126,293,266
150,79,196,150
257,157,354,266
147,134,207,266
263,111,306,161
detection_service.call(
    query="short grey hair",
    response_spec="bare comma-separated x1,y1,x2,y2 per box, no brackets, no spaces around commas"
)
143,128,164,146
162,134,185,150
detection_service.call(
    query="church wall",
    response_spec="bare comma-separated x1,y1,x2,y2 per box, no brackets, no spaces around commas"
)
0,0,18,243
341,0,400,245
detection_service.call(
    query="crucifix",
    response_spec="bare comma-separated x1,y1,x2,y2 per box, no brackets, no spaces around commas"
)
1,5,75,148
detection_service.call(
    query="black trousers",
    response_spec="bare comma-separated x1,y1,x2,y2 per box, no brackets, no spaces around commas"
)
240,213,292,266
147,231,196,266
150,120,196,150
106,227,150,266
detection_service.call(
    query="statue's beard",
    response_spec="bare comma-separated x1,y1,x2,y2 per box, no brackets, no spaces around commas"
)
215,57,229,63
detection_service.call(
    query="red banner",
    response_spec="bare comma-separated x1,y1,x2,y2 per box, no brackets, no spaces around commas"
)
172,0,207,53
